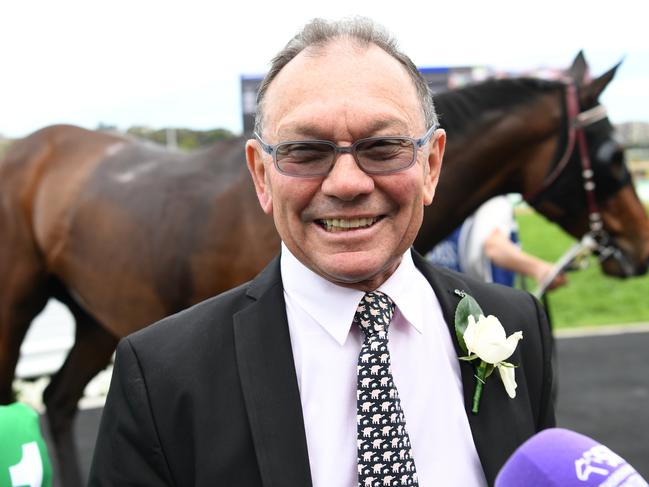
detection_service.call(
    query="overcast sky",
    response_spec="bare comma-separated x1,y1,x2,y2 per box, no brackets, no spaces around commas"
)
1,0,647,138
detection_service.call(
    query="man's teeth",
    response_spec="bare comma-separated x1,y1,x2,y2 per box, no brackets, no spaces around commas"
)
320,217,379,231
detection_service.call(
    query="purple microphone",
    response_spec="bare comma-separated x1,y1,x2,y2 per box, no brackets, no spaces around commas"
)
495,428,647,487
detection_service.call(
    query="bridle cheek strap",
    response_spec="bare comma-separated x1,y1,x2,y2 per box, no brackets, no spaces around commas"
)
524,83,605,233
524,83,579,203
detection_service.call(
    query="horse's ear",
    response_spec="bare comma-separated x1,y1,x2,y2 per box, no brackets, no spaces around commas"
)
568,50,589,85
580,59,623,106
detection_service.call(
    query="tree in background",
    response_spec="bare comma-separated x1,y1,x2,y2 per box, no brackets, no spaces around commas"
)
125,126,234,150
0,136,13,159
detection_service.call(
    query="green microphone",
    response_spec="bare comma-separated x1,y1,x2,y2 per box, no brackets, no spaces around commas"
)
0,402,52,487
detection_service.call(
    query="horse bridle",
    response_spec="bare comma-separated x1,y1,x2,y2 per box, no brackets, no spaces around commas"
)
525,82,637,280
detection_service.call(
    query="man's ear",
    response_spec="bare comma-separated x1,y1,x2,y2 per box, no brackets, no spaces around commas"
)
423,128,446,205
246,140,273,215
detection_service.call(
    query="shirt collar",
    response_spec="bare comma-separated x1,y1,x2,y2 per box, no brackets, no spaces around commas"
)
280,244,426,346
375,250,426,335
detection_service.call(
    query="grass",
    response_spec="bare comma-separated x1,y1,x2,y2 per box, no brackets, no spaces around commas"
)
516,208,649,329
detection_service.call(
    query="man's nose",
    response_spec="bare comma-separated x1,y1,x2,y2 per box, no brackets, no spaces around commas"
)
320,153,375,200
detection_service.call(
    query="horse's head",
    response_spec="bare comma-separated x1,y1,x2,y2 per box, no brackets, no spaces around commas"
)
526,52,649,277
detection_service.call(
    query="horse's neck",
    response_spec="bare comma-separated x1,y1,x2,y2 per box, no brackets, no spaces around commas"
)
414,90,563,252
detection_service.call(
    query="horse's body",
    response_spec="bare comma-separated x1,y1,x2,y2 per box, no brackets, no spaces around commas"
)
15,129,278,333
1,54,648,485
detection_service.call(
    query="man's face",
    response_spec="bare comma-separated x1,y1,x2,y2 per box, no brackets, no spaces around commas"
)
246,40,445,290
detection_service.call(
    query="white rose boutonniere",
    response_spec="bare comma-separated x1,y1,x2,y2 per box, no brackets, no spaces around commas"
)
454,292,523,414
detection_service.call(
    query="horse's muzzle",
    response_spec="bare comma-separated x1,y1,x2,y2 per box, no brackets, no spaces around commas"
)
598,243,649,278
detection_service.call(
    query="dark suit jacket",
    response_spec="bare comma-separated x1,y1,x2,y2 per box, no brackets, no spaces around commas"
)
88,251,555,486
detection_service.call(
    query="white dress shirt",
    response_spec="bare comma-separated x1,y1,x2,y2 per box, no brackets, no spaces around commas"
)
280,243,487,486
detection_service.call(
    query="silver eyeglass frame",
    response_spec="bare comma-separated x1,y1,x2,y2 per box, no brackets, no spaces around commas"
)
254,124,439,178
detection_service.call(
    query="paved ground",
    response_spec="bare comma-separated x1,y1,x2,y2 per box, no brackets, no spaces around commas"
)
553,329,649,479
42,329,649,485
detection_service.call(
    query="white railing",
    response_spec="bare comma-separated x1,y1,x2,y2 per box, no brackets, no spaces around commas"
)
16,300,74,379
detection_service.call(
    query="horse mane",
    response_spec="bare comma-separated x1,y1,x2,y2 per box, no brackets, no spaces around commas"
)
434,77,564,136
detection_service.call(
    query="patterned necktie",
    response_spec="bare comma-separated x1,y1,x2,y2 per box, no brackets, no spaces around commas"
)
355,291,419,487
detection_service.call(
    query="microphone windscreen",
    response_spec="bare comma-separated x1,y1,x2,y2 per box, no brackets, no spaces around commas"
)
495,428,647,487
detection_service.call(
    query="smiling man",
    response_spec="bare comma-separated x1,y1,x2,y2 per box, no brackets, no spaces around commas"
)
90,17,555,487
247,36,439,291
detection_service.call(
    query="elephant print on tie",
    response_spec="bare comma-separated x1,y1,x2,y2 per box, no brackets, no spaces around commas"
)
355,291,418,487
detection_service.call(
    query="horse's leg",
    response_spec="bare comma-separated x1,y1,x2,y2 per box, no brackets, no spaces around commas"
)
43,295,117,487
0,244,51,404
0,285,49,404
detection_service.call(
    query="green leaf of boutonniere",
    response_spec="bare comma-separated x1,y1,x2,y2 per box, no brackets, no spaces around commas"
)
454,294,483,354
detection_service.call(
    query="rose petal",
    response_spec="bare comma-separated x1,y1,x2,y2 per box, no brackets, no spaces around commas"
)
463,315,523,364
475,342,514,364
478,315,508,343
481,330,524,364
463,315,479,351
505,331,524,352
498,363,518,398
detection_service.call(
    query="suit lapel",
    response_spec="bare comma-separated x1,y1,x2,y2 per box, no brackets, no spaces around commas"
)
412,250,522,484
233,257,312,487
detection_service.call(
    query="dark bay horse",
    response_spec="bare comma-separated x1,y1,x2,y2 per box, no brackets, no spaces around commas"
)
1,53,648,485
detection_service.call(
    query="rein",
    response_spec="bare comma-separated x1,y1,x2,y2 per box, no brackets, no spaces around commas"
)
526,83,636,292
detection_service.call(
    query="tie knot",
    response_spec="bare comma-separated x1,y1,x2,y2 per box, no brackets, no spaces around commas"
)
354,291,395,338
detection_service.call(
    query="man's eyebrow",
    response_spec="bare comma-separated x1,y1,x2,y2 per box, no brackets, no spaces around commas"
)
362,119,411,135
276,125,327,140
277,120,410,141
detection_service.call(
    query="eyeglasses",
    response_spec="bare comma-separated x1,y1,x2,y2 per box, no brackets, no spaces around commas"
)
254,125,438,178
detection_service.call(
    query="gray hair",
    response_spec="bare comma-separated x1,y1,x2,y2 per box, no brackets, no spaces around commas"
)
254,17,437,135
